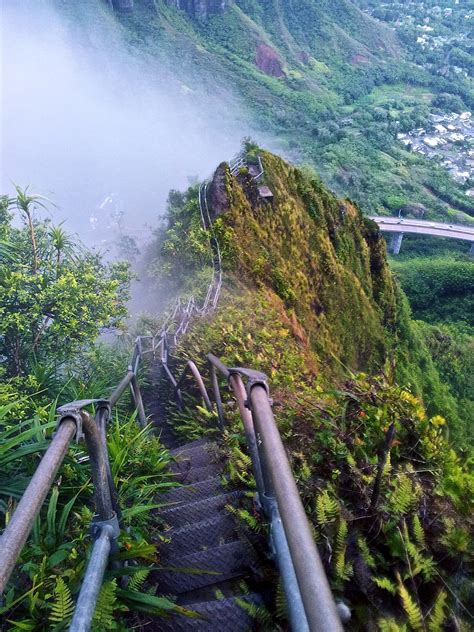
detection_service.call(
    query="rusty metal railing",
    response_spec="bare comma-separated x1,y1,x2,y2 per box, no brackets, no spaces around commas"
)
0,170,224,630
203,355,344,631
0,333,154,631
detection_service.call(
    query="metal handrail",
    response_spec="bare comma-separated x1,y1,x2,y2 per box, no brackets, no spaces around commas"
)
204,354,344,631
0,335,151,630
0,152,260,629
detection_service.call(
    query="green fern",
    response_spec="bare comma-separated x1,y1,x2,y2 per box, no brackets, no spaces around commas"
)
397,575,423,631
439,517,470,554
412,515,425,549
235,599,272,625
226,504,264,533
49,577,74,625
275,577,287,620
315,490,339,526
373,576,397,595
401,523,437,582
128,569,150,592
238,580,250,595
427,591,447,632
388,472,420,517
92,579,117,631
357,535,377,569
378,618,408,631
332,518,353,584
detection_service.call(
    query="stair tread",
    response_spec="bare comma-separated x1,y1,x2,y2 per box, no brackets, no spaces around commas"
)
160,513,238,560
170,445,216,473
154,593,264,631
160,490,243,528
156,476,224,505
154,540,260,594
171,463,221,485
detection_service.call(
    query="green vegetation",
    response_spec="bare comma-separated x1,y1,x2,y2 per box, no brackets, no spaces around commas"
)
391,256,474,327
148,148,473,629
0,191,184,630
59,0,474,221
0,190,131,378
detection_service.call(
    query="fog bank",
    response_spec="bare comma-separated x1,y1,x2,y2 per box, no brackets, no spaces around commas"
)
0,0,251,246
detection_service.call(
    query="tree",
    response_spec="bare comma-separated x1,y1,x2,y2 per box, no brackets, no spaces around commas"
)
0,189,131,377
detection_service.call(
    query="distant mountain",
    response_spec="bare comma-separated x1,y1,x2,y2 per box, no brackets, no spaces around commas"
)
65,0,474,219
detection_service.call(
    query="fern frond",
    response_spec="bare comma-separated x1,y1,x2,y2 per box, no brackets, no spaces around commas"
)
389,473,419,516
275,577,287,620
378,618,408,631
427,591,447,632
49,577,74,624
335,518,348,554
357,535,377,569
226,504,264,533
235,599,272,624
315,490,339,526
92,579,117,631
397,575,423,631
128,569,150,592
373,576,397,595
412,515,425,549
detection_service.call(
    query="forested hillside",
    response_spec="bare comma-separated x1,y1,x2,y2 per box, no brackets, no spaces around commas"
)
1,1,473,630
146,147,474,630
59,0,474,222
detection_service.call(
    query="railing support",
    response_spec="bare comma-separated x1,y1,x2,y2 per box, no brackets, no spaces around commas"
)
209,361,226,428
249,385,343,632
69,518,119,632
130,375,147,429
0,418,77,594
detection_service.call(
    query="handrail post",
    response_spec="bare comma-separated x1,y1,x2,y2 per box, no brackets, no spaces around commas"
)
209,361,226,428
227,373,267,507
130,374,147,429
0,418,77,595
249,385,343,632
94,405,122,522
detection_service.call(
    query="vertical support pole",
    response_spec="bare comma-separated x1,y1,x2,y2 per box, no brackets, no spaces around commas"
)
228,374,267,502
469,242,474,257
390,232,404,255
95,406,122,522
130,375,147,429
209,362,226,428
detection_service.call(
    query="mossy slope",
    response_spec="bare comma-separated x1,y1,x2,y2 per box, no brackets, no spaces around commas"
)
210,150,397,376
157,150,474,630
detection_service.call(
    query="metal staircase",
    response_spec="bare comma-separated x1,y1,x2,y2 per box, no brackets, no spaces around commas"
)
0,155,345,631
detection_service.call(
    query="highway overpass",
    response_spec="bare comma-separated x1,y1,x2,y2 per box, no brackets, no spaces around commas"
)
369,216,474,254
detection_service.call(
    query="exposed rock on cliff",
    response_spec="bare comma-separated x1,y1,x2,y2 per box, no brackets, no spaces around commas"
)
255,43,286,78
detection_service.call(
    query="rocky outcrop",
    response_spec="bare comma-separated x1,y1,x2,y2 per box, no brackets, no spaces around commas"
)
165,0,228,19
255,44,285,78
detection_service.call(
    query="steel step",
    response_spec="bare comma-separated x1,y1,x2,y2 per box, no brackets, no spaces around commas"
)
155,540,260,594
155,593,264,631
171,463,221,485
160,491,243,528
160,513,238,560
170,439,210,454
156,476,223,506
170,445,216,474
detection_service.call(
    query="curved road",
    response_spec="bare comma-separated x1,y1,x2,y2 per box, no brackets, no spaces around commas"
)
369,217,474,242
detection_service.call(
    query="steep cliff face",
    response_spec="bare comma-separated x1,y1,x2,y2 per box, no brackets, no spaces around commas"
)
165,0,228,19
208,150,397,376
163,151,473,631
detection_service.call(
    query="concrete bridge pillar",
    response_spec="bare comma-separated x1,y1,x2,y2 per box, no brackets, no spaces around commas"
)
389,232,404,255
469,243,474,257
